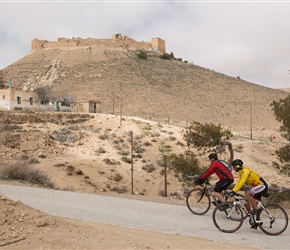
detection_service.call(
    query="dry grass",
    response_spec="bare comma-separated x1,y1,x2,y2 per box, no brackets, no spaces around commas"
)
0,160,54,188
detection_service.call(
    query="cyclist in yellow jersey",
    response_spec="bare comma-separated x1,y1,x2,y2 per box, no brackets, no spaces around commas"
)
229,159,268,215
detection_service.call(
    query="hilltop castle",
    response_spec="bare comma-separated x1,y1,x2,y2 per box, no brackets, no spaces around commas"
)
31,34,166,54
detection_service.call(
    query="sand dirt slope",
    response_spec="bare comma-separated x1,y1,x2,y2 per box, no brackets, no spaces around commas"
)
0,113,289,249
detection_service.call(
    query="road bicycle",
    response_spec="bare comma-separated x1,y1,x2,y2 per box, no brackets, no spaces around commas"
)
186,177,250,218
212,194,288,235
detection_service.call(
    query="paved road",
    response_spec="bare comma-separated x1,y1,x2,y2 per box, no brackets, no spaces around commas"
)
1,184,289,249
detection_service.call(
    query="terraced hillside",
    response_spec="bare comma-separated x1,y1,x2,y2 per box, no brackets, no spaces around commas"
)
2,36,289,137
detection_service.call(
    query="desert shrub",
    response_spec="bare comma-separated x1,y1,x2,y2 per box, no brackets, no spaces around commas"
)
272,162,290,176
151,132,160,137
143,141,152,146
65,165,75,171
134,153,142,158
96,147,106,154
0,161,54,188
75,170,84,175
18,154,29,161
29,158,40,164
118,149,130,156
110,186,127,193
159,145,172,153
1,124,23,132
137,51,147,59
121,156,132,164
158,189,166,196
159,52,174,60
54,163,66,167
67,125,80,130
113,173,123,182
38,153,47,158
103,158,118,165
121,143,129,149
99,133,109,140
134,134,145,140
156,159,164,166
169,136,176,141
170,153,203,177
134,146,145,153
176,141,184,146
265,190,290,206
170,191,183,199
142,164,156,173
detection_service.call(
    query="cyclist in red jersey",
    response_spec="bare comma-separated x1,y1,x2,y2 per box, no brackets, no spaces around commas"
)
196,153,234,203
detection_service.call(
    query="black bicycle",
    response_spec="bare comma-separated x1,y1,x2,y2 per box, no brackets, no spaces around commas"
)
212,194,288,235
186,177,249,219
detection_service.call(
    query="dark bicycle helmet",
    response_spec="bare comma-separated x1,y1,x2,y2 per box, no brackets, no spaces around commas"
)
232,159,243,169
208,153,218,160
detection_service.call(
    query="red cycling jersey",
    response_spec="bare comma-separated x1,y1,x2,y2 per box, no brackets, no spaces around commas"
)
200,160,234,181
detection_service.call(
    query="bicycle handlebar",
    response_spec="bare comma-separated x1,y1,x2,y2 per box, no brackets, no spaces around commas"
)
185,175,211,185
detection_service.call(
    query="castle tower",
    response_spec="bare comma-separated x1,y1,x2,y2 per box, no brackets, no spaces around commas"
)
151,37,166,54
31,38,46,50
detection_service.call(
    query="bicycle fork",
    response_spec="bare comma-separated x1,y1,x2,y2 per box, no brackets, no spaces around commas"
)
197,189,207,203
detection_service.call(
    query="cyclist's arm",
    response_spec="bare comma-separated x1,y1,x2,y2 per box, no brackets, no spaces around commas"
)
232,170,250,193
199,165,215,180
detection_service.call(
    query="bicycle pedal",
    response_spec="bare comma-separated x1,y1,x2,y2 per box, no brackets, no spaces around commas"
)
251,224,258,230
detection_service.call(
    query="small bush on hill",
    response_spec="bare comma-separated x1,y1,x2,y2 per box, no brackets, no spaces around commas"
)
137,51,147,59
0,161,54,188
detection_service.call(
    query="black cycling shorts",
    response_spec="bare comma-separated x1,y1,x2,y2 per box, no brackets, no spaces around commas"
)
214,179,234,193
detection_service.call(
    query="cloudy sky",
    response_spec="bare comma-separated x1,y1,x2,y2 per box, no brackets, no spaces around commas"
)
1,1,290,89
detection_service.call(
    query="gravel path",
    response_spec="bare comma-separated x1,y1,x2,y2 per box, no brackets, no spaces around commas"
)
1,184,289,249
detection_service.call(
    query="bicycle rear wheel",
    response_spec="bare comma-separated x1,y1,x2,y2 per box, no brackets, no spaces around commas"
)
257,204,288,235
186,188,210,215
212,202,243,233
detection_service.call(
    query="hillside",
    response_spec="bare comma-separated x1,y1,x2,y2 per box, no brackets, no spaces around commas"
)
0,111,289,249
1,35,290,249
2,35,289,137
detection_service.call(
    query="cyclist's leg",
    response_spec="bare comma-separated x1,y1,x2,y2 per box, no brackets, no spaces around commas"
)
246,185,267,211
213,179,233,202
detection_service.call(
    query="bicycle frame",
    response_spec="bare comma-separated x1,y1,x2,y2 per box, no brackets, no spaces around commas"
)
228,196,274,227
200,180,230,202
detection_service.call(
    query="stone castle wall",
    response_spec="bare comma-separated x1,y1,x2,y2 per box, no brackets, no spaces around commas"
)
31,34,166,54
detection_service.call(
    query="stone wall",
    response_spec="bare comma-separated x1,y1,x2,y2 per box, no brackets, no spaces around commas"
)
31,34,166,54
0,112,91,124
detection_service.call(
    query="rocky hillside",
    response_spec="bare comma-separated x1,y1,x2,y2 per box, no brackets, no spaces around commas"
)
2,36,289,136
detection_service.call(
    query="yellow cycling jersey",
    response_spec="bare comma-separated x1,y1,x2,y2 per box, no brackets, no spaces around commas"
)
232,167,264,193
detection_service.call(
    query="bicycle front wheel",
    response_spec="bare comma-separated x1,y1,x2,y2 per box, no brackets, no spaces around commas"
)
257,204,288,235
186,188,210,215
212,202,244,233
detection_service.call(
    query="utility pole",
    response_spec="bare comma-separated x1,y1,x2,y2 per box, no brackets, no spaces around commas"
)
120,83,122,127
163,154,167,197
250,103,253,140
130,131,134,194
113,90,115,114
